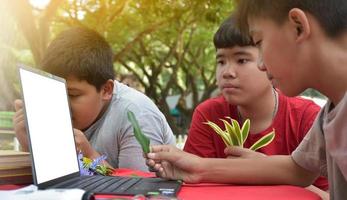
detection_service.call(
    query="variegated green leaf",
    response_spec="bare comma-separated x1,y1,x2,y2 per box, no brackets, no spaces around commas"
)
241,119,250,144
204,121,225,136
204,121,232,146
219,131,232,146
231,119,243,147
127,110,151,153
205,117,275,151
249,129,276,151
220,119,238,146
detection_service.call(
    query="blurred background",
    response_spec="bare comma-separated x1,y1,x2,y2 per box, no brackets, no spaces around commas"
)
0,0,325,150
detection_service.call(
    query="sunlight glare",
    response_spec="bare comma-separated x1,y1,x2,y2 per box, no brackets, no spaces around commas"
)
29,0,51,9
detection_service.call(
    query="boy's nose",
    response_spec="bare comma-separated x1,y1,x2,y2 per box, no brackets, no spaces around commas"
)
258,63,267,71
257,56,267,72
222,65,236,78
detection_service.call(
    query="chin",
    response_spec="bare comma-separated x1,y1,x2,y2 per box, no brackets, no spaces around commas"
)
223,95,237,104
73,123,84,131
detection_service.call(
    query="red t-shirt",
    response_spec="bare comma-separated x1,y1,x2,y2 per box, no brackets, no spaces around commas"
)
184,93,328,190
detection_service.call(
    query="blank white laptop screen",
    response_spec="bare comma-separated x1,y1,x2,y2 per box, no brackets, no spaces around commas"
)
19,67,80,184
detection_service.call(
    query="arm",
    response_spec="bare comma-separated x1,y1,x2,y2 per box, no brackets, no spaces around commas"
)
298,102,329,191
73,129,112,168
306,185,329,200
198,155,315,186
147,145,318,186
225,146,329,199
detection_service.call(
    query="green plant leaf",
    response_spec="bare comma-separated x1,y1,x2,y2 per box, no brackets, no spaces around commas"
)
249,129,276,151
204,121,232,146
231,119,243,147
241,119,250,144
220,119,238,146
95,165,113,176
205,117,275,151
127,110,151,153
219,131,232,147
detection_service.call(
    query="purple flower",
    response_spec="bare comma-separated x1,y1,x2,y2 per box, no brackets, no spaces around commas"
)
78,152,110,176
78,152,93,176
90,154,108,169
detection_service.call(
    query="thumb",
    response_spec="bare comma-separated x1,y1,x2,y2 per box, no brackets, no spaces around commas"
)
14,99,23,111
224,146,249,157
148,145,179,162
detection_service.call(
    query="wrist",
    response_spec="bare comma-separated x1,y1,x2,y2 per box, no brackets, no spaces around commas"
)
195,157,211,183
83,148,100,160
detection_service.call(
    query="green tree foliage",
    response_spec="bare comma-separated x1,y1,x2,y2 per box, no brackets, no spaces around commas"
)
2,0,233,134
0,3,31,110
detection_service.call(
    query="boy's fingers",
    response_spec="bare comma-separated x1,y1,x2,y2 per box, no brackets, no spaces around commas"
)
150,145,172,153
148,166,157,172
224,146,246,157
147,151,176,163
157,167,166,178
14,99,23,111
146,159,156,167
13,108,24,123
225,146,266,159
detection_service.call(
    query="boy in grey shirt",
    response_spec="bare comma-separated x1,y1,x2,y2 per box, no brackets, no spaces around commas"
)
85,80,175,170
14,27,175,171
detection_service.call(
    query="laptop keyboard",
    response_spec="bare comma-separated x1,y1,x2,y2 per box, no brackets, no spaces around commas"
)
50,176,92,188
110,177,141,193
47,175,181,196
90,176,124,192
51,175,143,194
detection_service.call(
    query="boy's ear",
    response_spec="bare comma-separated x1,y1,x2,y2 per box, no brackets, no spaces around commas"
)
288,8,311,43
101,79,114,100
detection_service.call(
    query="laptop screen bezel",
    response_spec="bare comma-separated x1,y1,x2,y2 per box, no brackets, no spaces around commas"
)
18,65,82,188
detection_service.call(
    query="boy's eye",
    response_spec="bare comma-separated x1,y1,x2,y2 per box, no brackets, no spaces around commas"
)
217,60,225,66
69,94,80,98
237,59,249,64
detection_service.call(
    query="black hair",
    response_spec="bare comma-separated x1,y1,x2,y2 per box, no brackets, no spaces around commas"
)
213,15,253,49
40,27,115,91
235,0,347,38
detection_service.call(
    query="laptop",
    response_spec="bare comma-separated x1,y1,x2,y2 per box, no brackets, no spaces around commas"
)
18,66,181,196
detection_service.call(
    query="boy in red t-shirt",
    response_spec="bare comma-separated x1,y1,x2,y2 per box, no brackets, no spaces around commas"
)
183,16,328,191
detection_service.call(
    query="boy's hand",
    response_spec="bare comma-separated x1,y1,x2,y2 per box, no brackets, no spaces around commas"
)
13,99,29,152
224,146,266,159
73,129,112,168
73,129,99,159
146,145,204,183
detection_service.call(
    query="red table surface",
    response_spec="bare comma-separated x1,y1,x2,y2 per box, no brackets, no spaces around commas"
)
102,169,321,200
0,168,321,200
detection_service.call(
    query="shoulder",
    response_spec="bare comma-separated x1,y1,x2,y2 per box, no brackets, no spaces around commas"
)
115,81,153,105
113,81,161,115
105,82,169,132
275,93,321,137
279,93,321,115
